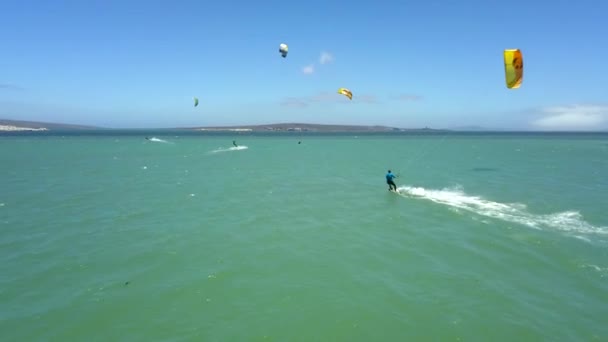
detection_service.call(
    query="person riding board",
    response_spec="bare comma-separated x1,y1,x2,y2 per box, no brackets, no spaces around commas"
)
386,170,398,191
233,140,238,147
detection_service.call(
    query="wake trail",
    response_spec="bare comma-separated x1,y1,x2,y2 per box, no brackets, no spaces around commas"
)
395,185,608,238
148,137,172,144
209,145,249,154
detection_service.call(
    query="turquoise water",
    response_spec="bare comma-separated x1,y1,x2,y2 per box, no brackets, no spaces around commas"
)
1,132,607,341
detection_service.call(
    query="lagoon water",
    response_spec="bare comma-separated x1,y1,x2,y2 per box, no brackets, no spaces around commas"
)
1,131,607,341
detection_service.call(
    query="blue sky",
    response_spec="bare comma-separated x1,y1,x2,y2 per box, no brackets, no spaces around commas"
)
1,0,607,129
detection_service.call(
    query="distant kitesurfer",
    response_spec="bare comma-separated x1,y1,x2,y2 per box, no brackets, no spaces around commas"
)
145,137,150,140
233,140,238,147
386,170,398,191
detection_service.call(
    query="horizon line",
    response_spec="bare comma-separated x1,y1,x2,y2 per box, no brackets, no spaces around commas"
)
2,118,608,133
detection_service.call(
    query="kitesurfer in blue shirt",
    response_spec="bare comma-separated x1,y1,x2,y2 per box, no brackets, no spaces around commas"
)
386,170,398,191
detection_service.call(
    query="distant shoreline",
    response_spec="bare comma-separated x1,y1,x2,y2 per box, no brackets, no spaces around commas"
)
0,124,48,132
1,119,446,133
0,119,98,131
1,119,607,134
185,123,447,133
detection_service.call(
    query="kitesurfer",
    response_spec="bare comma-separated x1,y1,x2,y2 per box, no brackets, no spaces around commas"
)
233,140,238,147
386,170,398,191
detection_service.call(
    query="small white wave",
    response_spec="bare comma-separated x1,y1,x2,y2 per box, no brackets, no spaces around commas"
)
580,264,608,277
396,185,608,237
147,137,171,143
209,145,249,154
581,264,607,272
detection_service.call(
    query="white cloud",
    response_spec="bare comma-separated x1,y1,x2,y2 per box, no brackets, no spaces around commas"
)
531,104,608,131
302,65,315,74
319,51,334,65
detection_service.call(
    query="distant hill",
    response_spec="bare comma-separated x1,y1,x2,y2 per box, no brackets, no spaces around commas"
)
0,119,450,132
188,122,450,132
0,119,101,130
